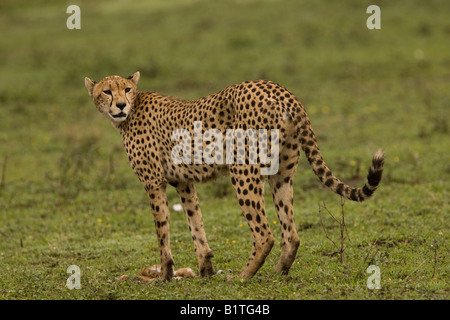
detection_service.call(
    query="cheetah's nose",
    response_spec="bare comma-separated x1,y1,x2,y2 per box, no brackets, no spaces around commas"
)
116,103,126,110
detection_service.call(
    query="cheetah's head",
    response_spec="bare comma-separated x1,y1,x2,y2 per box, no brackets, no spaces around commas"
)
84,72,140,126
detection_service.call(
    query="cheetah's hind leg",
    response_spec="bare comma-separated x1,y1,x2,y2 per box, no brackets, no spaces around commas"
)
268,173,300,275
175,182,215,277
229,164,275,279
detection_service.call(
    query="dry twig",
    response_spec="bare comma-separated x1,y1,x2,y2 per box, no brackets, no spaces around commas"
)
319,198,350,265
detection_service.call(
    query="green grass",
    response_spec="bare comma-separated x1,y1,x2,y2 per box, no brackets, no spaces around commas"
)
0,0,448,300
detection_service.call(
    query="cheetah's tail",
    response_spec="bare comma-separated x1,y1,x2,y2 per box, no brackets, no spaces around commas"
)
299,127,384,202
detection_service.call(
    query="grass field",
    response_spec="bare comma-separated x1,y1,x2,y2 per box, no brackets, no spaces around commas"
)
0,0,448,300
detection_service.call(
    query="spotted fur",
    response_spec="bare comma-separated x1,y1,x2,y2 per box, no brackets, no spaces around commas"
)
85,72,384,280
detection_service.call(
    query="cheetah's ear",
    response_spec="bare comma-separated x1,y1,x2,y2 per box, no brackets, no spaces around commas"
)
84,77,96,97
127,71,140,87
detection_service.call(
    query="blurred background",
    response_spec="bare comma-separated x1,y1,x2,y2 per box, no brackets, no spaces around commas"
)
1,0,448,189
0,0,448,299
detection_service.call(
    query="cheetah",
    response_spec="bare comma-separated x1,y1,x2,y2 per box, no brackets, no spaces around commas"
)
84,72,384,280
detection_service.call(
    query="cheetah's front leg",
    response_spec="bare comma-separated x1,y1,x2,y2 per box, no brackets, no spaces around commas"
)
147,183,174,281
176,182,215,277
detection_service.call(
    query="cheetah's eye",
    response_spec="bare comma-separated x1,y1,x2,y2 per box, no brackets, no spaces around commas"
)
103,90,112,95
125,88,131,93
